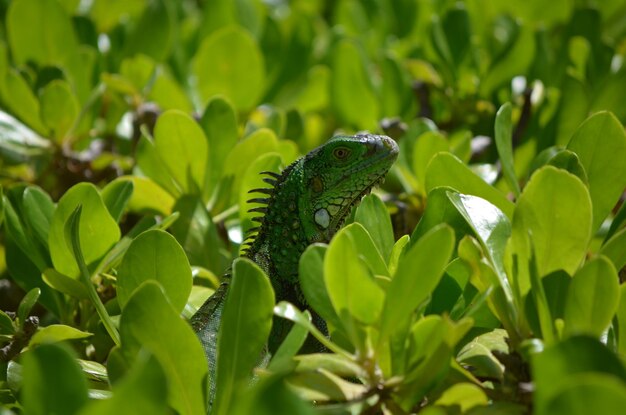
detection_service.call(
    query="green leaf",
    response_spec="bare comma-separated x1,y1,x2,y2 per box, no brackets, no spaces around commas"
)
380,224,454,342
170,195,225,275
122,176,174,216
193,26,265,112
223,128,279,200
231,375,317,415
268,312,311,370
39,80,79,143
42,268,88,299
123,0,173,62
495,103,520,196
22,186,55,249
543,374,626,415
78,353,169,415
0,310,15,335
512,166,592,282
354,194,395,262
117,230,192,312
532,336,626,414
567,112,626,231
547,150,588,184
0,110,50,164
7,0,78,65
299,244,342,330
447,192,513,303
343,222,389,278
563,256,620,337
425,152,514,218
480,22,535,95
239,153,282,237
136,133,181,197
120,281,207,415
457,329,508,380
330,39,379,130
101,179,134,223
273,301,350,358
600,227,626,271
22,343,89,415
17,288,40,328
324,228,384,326
48,183,121,278
213,258,275,415
3,70,48,134
200,96,239,193
153,110,209,195
435,383,488,412
29,324,92,346
412,131,448,193
617,284,626,357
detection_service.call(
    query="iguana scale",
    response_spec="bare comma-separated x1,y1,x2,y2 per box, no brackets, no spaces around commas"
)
190,133,399,406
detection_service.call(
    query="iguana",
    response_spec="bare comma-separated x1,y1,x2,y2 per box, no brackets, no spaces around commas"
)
190,133,399,406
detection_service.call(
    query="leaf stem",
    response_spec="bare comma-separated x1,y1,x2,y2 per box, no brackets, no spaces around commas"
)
66,206,121,346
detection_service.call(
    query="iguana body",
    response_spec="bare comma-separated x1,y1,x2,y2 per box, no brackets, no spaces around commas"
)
190,133,399,406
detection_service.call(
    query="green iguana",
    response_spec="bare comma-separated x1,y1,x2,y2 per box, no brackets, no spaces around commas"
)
190,133,399,406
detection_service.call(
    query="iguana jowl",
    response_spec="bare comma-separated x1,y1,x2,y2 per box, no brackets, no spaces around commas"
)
190,133,399,403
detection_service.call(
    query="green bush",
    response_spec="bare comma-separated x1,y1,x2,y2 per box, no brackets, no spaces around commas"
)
1,0,626,413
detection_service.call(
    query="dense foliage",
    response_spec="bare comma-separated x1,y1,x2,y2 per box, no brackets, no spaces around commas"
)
1,0,626,413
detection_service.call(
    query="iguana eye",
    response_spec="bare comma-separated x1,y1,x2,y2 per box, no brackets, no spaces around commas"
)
333,147,351,159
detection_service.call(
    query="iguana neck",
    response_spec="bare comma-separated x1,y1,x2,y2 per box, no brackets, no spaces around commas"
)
243,160,309,291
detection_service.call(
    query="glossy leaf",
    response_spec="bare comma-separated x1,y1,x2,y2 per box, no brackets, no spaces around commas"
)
117,230,192,312
299,244,342,330
239,153,282,238
21,343,89,415
40,80,79,143
547,150,588,184
512,166,592,282
193,26,265,111
120,281,207,415
343,222,389,277
380,224,454,342
48,183,120,277
412,131,448,192
17,288,41,328
223,128,279,200
543,374,626,415
495,103,520,196
567,112,626,231
42,268,88,299
29,324,92,346
324,228,384,326
617,284,626,357
532,336,626,414
200,96,239,193
447,192,511,292
123,0,173,62
170,195,225,275
78,353,169,415
354,194,395,262
330,39,378,130
153,110,209,195
122,176,174,216
213,258,275,415
600,227,626,271
7,0,78,65
22,186,55,248
563,256,620,337
425,152,514,218
101,179,134,223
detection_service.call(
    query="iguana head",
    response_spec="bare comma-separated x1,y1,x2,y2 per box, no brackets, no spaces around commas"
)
300,133,399,242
